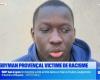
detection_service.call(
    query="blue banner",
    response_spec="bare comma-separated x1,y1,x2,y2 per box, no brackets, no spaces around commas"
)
0,62,97,80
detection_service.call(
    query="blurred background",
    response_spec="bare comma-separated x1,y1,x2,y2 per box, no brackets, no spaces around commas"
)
0,0,100,61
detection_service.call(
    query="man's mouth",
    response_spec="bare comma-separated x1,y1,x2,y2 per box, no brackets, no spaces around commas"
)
49,51,64,58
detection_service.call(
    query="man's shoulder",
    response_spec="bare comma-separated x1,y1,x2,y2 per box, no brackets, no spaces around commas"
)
13,43,38,62
13,54,32,62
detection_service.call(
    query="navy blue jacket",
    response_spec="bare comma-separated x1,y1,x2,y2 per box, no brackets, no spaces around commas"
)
14,39,100,69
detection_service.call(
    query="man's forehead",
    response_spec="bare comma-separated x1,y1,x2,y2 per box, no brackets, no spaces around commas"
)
36,6,73,21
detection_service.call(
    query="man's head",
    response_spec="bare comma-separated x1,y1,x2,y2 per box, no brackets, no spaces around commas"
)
31,0,75,61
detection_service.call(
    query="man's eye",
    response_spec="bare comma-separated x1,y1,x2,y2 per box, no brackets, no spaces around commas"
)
40,28,50,33
61,28,70,33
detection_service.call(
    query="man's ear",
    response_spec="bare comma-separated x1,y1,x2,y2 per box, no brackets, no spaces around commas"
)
31,28,34,39
73,28,76,42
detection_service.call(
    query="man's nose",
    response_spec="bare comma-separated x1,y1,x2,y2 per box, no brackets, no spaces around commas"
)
49,31,62,45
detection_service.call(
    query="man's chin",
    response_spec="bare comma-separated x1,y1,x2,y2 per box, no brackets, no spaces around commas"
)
45,56,66,61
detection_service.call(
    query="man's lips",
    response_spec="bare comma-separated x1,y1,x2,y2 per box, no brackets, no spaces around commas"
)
49,52,64,58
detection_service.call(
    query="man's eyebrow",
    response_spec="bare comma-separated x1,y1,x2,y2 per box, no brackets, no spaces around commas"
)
59,23,72,27
38,22,51,27
61,23,75,30
41,23,73,29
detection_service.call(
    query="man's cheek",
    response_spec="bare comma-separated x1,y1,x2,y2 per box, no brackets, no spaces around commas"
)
37,40,46,50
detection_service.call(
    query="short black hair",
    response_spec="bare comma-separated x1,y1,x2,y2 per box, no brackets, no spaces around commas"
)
33,0,74,28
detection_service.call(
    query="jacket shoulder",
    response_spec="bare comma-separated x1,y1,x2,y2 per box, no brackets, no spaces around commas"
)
13,54,32,62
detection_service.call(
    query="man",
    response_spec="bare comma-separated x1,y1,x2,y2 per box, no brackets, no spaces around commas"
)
15,0,99,68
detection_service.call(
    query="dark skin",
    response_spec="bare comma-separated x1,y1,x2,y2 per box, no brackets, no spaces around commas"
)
31,6,75,61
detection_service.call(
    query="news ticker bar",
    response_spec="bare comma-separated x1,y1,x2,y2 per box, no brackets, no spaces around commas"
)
0,62,96,69
0,62,99,80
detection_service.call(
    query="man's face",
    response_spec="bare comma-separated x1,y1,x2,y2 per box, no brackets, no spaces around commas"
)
32,6,75,61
